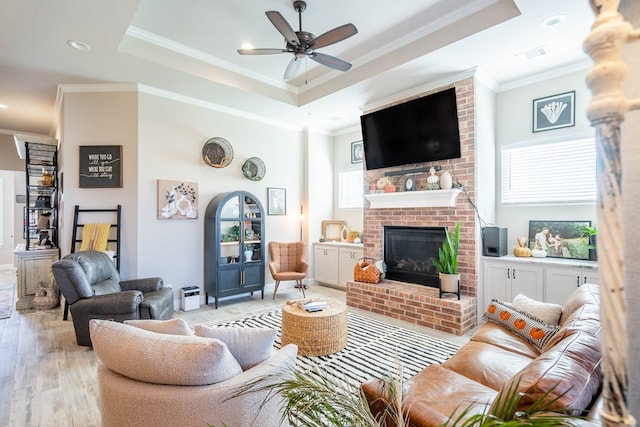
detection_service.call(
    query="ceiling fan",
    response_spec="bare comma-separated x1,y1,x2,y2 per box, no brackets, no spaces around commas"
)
237,0,357,80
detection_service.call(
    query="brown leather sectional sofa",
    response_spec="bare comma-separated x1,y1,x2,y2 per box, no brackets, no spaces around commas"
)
362,283,602,426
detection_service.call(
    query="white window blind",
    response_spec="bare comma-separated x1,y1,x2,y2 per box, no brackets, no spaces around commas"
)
339,169,364,209
501,137,597,205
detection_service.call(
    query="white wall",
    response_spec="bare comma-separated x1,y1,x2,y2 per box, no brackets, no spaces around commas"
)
57,87,308,306
333,128,364,234
495,69,597,244
474,78,497,227
136,93,304,304
306,130,334,244
59,90,140,278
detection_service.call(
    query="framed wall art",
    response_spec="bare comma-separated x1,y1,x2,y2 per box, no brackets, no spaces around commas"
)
528,220,591,260
532,91,575,132
79,145,122,188
322,220,346,242
351,141,364,164
267,187,286,215
157,180,199,220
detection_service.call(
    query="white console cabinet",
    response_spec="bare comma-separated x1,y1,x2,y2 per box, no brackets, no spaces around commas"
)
481,256,598,313
314,243,363,289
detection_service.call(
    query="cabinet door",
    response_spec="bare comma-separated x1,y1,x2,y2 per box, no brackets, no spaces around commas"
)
338,247,364,288
219,266,241,293
243,262,263,288
511,264,543,302
314,245,339,286
545,266,582,305
582,268,599,285
482,261,511,309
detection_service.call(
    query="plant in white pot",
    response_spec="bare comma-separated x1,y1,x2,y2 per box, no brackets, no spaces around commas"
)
432,221,461,298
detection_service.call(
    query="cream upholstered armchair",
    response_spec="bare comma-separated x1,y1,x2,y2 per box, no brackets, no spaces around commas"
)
268,241,308,299
90,318,297,427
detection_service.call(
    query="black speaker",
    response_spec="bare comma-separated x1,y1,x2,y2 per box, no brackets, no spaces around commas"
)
482,227,508,257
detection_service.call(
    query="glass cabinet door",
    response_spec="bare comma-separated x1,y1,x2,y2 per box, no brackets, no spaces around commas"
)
242,195,262,262
219,220,240,264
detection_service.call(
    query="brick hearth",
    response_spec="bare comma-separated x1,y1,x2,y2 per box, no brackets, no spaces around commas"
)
347,280,477,336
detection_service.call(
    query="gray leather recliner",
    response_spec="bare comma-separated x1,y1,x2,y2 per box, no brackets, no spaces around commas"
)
52,250,174,346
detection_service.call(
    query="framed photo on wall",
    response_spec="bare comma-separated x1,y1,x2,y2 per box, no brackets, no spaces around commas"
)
532,91,575,132
267,187,286,215
351,141,364,164
79,145,123,188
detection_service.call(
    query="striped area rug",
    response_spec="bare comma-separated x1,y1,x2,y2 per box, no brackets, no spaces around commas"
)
206,309,461,388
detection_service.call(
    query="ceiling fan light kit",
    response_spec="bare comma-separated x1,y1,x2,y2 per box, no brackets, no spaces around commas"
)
237,0,357,80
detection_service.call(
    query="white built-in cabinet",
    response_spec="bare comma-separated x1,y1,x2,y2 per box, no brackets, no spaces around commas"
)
483,261,543,309
481,255,598,310
544,266,599,305
314,243,364,289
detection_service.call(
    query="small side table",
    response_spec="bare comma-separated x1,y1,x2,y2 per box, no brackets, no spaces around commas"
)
281,299,348,356
13,244,59,310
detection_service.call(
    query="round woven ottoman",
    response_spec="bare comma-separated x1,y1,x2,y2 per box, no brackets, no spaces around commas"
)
281,299,348,356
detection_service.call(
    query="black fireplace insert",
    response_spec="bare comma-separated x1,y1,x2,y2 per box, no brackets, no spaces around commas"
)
383,226,446,288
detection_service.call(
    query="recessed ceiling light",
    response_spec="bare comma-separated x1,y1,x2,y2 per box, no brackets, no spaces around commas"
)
0,104,8,109
240,42,254,50
67,40,91,51
542,15,565,27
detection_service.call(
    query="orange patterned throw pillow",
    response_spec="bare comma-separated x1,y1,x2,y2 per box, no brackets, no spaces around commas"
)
484,299,560,351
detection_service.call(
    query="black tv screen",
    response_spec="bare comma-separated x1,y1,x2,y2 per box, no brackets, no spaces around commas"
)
360,87,462,170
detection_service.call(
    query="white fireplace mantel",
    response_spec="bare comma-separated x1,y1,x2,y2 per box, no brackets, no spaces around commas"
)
364,188,462,209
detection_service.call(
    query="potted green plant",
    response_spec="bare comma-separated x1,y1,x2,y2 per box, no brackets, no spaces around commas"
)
432,221,461,295
582,225,597,261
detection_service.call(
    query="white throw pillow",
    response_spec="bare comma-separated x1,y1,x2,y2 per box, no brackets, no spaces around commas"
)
89,319,242,385
512,293,563,326
194,326,276,370
124,318,194,336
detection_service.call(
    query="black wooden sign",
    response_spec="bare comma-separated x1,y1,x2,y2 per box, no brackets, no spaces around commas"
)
79,145,122,188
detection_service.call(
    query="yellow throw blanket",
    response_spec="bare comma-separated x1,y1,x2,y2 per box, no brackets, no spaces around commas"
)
79,223,111,252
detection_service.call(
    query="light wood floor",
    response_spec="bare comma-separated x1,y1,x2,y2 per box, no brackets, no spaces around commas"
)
0,271,470,427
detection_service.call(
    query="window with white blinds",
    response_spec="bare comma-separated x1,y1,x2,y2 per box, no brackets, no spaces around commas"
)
338,169,364,209
501,137,597,205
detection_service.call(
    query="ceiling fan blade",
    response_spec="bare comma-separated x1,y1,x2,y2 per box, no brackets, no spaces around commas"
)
309,52,352,72
265,11,300,46
312,23,357,49
237,48,288,55
284,57,303,80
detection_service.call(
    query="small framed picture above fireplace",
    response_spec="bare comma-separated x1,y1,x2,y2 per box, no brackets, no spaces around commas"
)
528,220,591,260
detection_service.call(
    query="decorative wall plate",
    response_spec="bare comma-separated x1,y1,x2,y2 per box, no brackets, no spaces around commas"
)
202,137,233,168
242,157,266,181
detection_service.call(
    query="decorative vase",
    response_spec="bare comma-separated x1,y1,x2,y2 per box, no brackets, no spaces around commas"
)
41,170,54,187
439,272,460,293
244,250,253,261
440,171,453,189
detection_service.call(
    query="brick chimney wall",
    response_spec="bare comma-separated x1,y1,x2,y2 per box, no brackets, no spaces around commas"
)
362,77,478,297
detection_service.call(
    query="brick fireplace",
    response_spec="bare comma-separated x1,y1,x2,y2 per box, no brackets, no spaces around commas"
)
346,77,478,336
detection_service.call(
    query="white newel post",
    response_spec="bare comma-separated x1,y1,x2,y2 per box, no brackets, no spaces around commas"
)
583,1,640,426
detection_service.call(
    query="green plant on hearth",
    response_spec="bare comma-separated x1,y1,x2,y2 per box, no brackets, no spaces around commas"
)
433,221,460,275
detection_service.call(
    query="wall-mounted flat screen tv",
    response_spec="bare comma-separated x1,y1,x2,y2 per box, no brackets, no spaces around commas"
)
360,87,462,170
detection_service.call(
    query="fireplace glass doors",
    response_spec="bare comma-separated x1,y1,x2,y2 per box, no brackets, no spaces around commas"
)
383,226,446,288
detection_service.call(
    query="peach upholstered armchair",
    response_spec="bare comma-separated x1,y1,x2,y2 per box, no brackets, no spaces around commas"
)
268,241,308,299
